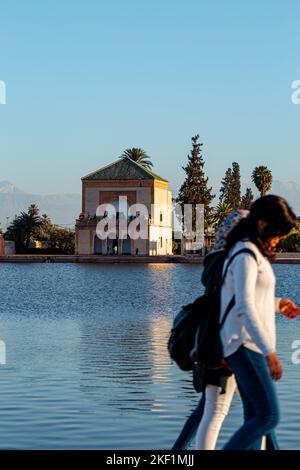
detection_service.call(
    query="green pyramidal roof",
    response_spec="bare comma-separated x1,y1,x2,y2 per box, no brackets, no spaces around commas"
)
82,156,168,182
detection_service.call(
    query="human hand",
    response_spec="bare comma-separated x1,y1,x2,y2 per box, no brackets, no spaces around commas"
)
279,298,300,319
266,352,283,381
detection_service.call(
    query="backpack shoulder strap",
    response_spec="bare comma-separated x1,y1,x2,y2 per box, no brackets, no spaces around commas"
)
219,248,258,330
220,296,236,330
220,248,257,287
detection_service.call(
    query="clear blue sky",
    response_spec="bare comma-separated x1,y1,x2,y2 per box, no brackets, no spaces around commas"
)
0,0,299,195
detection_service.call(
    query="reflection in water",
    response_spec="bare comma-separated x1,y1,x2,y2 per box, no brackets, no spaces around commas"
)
0,263,298,449
79,321,155,412
148,317,174,415
149,316,172,381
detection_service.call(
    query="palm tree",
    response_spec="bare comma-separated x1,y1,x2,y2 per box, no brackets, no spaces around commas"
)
252,166,272,197
22,205,43,248
7,216,27,252
7,204,42,252
120,148,153,170
28,203,39,216
213,202,233,228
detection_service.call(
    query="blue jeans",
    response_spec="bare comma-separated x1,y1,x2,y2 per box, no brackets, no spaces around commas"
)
223,346,280,450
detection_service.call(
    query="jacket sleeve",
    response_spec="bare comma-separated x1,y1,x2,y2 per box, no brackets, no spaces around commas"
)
232,254,275,356
275,297,282,313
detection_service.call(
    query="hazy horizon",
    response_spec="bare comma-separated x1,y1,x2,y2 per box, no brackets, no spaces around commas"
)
0,177,300,230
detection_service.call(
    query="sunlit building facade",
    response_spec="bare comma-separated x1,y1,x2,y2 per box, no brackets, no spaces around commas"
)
75,157,173,255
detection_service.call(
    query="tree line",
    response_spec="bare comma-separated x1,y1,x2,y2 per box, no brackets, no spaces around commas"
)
1,204,75,254
1,142,298,253
176,134,273,230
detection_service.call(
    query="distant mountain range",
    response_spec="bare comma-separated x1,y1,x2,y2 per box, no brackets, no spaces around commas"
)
0,181,81,229
0,178,299,231
271,180,300,216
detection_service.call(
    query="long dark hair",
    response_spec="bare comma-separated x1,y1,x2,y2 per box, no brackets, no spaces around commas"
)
226,195,297,259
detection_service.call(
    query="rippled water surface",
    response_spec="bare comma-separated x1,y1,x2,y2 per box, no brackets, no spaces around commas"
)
0,263,300,449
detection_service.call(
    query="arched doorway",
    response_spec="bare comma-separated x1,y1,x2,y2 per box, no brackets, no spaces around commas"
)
122,236,131,255
94,235,102,254
107,238,118,255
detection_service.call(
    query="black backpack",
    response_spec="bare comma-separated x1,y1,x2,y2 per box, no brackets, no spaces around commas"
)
167,248,257,371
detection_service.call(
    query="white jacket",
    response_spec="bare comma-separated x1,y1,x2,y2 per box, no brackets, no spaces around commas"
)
220,240,281,358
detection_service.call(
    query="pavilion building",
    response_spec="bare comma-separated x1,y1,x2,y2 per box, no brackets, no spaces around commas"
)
75,157,173,255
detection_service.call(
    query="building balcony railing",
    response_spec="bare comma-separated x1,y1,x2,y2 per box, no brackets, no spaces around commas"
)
76,213,150,226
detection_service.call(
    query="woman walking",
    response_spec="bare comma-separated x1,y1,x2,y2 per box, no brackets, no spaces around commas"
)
220,195,298,449
172,210,247,450
175,210,268,450
173,200,299,450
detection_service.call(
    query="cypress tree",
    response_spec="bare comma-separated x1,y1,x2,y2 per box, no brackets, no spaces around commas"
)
219,168,232,205
176,135,215,232
241,187,254,210
219,162,241,209
231,162,241,208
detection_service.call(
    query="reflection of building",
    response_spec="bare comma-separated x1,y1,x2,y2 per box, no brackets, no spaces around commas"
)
75,156,173,255
149,316,173,381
